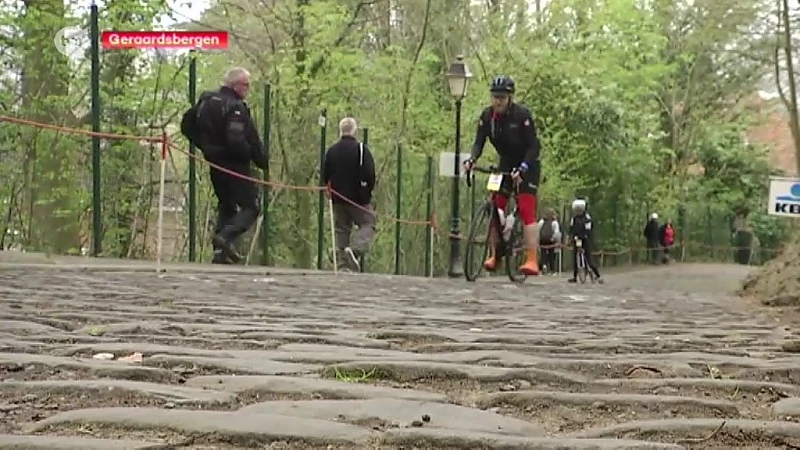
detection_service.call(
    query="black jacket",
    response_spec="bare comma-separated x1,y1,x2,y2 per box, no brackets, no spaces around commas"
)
322,136,375,205
570,212,595,243
470,102,542,187
643,219,660,242
195,86,267,173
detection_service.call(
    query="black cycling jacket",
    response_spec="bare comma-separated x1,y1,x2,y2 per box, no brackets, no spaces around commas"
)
570,212,595,242
470,102,542,187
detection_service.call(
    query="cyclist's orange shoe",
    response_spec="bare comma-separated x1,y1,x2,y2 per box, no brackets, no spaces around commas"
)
520,250,540,276
483,256,498,271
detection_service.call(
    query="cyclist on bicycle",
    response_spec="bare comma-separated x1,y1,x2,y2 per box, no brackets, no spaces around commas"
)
463,75,542,276
568,199,603,284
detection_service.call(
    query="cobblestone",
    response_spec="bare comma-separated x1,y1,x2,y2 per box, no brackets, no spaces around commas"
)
0,258,797,449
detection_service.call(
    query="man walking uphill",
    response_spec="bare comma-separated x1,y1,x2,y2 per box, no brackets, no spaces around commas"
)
180,67,267,264
323,118,376,272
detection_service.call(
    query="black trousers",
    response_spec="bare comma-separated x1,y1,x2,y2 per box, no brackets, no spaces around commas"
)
210,167,260,249
646,239,660,263
539,240,557,271
572,242,600,278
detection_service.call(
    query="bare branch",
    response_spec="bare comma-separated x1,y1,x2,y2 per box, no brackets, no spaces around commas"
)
396,0,432,141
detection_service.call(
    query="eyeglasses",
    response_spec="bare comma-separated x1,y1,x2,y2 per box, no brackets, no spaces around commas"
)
491,94,509,100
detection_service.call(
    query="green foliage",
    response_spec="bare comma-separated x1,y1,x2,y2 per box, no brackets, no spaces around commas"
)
0,0,792,271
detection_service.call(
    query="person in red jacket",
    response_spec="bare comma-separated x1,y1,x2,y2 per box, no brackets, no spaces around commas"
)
659,219,675,263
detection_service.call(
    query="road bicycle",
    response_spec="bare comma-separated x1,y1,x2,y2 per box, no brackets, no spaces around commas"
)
463,166,527,283
573,237,596,284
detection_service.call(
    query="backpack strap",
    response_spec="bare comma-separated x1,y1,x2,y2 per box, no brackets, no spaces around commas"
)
359,142,364,167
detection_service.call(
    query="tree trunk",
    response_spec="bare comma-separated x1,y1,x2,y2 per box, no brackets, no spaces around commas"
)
21,0,79,253
780,0,800,175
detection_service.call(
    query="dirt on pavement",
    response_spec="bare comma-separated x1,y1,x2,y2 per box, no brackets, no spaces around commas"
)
739,231,799,307
1,257,799,449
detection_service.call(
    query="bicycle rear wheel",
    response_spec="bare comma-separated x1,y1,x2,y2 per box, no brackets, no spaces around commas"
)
577,250,587,284
505,212,527,283
464,202,492,282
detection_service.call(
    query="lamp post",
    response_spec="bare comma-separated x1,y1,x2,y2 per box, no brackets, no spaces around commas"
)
446,55,472,278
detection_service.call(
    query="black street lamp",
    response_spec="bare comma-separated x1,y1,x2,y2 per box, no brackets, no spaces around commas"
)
446,55,472,278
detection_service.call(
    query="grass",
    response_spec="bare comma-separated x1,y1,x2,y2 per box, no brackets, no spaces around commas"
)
331,366,378,383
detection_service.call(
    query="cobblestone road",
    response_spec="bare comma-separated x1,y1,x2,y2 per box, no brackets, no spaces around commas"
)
1,259,800,449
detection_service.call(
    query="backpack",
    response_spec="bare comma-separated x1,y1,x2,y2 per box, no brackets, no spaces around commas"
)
179,91,219,150
540,218,554,242
180,102,201,147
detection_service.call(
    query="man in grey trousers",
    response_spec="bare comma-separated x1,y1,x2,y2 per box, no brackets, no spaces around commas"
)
322,117,376,271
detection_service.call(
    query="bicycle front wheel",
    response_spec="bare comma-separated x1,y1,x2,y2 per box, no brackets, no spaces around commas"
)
464,202,492,282
505,215,527,283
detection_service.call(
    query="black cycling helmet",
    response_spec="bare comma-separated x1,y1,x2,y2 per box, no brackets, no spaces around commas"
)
490,75,515,94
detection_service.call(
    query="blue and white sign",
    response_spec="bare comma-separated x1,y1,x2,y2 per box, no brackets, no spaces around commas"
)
768,176,800,217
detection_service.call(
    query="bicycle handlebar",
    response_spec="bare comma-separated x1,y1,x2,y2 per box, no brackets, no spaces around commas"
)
465,166,513,188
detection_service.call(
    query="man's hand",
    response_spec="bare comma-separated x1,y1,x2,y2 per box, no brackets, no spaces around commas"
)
462,158,476,175
511,162,529,185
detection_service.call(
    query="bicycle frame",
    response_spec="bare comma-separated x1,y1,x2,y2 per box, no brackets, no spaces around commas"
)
462,165,528,283
466,166,518,243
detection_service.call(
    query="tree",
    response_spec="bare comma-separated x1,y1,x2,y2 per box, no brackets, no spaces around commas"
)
775,0,800,174
0,0,787,272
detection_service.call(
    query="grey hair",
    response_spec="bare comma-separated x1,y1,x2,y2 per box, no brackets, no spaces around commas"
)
339,117,357,137
223,67,250,87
